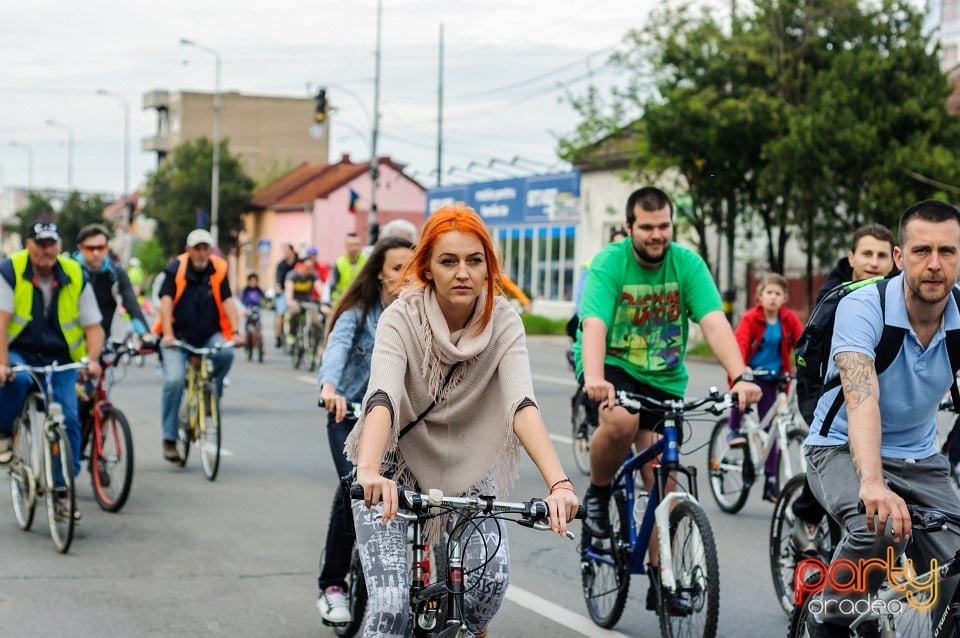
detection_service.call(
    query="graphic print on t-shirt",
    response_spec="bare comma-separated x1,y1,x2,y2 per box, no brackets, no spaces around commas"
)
609,283,683,370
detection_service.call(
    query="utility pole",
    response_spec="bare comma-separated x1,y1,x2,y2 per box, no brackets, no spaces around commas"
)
436,23,444,188
368,0,383,245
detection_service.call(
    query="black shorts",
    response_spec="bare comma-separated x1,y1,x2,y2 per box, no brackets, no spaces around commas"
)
579,364,682,432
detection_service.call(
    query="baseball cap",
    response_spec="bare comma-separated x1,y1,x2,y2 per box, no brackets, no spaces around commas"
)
26,220,61,242
186,228,214,248
305,246,318,257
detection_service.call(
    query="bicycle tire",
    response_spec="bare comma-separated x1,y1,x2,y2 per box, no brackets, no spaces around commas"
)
707,416,751,514
45,426,75,554
580,490,630,628
199,382,221,481
658,499,719,638
570,385,592,476
777,426,808,487
177,389,192,468
333,548,368,638
10,412,36,531
91,407,135,512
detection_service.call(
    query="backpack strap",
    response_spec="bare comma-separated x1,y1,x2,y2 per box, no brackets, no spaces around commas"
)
398,362,461,440
946,287,960,412
818,279,904,436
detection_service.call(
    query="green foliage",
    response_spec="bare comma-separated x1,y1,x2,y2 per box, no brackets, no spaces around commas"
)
56,192,108,252
134,238,168,276
520,314,569,336
143,137,255,258
560,0,960,305
5,192,55,239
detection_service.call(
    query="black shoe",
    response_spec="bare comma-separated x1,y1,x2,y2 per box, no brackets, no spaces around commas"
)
163,440,182,464
646,569,692,617
90,461,111,488
582,487,611,538
763,475,779,503
807,618,852,638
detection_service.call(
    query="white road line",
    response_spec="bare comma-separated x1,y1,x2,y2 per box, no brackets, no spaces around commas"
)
297,375,316,385
533,373,577,388
505,586,630,638
551,433,573,446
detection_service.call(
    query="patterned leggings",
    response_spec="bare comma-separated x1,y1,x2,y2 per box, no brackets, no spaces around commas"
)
351,500,510,638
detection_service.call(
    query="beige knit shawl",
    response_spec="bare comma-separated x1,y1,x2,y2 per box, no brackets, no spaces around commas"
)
345,286,535,515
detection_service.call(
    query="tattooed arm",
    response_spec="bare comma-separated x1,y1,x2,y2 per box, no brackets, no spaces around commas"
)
837,350,910,540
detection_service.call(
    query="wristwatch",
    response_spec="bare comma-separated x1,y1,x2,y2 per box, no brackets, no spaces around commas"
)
733,371,755,385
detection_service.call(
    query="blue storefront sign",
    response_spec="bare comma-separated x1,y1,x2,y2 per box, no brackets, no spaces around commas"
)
426,171,580,225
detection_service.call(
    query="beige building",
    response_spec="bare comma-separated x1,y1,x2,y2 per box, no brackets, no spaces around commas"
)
141,90,329,182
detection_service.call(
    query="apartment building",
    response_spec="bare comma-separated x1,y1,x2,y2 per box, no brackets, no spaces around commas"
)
141,90,329,182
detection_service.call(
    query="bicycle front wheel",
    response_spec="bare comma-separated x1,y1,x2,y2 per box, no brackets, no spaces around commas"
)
45,426,75,554
199,382,221,481
777,424,808,486
707,417,751,514
91,407,134,512
333,548,368,638
580,491,630,628
570,385,592,476
658,499,719,638
10,414,36,531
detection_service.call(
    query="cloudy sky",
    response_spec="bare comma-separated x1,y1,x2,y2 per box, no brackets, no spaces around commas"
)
0,0,725,196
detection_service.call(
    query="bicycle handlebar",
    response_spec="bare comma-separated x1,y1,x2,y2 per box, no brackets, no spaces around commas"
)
857,501,960,532
168,340,236,356
349,484,585,535
10,361,88,375
615,387,734,416
317,398,363,419
749,369,794,383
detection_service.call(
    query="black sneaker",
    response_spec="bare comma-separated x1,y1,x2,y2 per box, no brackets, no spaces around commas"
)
646,569,692,617
807,617,853,638
762,475,779,503
90,460,111,488
582,487,611,538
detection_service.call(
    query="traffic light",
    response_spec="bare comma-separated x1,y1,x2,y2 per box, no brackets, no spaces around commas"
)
314,89,327,123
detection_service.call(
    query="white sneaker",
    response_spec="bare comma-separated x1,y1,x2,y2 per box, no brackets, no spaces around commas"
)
0,436,12,465
317,585,351,624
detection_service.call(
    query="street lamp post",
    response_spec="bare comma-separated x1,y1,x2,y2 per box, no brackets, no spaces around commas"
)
45,119,73,192
97,89,133,262
180,38,222,248
9,141,33,191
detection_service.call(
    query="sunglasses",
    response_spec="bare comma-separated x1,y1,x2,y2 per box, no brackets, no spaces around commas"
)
81,244,108,253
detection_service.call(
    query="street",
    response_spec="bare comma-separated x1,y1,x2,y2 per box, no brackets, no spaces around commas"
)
0,330,873,637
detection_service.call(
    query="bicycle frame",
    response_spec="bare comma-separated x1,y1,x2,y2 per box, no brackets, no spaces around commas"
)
741,377,805,478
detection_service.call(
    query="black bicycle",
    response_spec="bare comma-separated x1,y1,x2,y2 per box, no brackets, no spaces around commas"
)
348,484,583,637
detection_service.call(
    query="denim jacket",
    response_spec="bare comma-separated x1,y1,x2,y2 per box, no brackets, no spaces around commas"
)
317,302,383,404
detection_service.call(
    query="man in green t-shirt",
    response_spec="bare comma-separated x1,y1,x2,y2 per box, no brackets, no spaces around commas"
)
575,186,762,612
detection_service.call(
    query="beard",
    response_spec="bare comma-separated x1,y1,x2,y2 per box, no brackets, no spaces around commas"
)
906,276,950,305
633,239,669,265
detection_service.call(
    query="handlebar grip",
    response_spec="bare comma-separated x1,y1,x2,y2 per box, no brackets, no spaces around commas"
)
350,483,365,500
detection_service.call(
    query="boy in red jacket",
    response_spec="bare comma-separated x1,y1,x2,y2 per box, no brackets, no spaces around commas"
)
727,273,803,501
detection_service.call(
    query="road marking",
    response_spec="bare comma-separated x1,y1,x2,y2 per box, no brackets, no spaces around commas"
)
533,373,577,388
297,375,316,385
506,586,629,637
551,433,573,445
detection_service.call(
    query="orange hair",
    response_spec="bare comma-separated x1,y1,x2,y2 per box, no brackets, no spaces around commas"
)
403,204,503,333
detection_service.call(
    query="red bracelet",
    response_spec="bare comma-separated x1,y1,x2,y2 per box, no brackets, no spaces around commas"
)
550,477,573,492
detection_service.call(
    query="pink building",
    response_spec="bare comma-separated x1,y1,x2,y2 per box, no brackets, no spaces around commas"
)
240,154,425,288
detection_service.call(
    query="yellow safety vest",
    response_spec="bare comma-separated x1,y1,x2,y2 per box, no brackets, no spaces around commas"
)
332,254,368,302
8,250,87,361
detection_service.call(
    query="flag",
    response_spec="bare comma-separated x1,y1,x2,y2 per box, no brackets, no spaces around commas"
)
348,188,360,214
196,207,208,227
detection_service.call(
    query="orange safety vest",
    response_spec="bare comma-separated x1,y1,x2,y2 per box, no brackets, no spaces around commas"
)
152,253,233,339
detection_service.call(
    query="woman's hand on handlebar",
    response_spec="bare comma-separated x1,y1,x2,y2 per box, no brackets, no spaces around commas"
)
320,383,347,423
357,467,399,521
545,489,579,537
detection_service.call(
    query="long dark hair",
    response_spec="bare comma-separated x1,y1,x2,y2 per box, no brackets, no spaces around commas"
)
328,235,415,335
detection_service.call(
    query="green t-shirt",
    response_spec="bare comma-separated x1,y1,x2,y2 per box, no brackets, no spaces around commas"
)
573,240,722,397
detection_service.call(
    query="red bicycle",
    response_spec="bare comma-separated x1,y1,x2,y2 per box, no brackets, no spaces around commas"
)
79,339,150,512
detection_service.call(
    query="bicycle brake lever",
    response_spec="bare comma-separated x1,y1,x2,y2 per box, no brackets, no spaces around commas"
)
529,520,576,540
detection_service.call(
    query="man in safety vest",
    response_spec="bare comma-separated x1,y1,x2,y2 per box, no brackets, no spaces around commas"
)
156,228,239,463
328,232,367,305
0,220,104,521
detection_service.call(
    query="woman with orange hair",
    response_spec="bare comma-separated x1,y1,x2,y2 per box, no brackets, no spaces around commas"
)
345,204,578,637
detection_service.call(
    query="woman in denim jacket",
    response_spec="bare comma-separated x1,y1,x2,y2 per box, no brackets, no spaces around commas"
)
315,236,415,626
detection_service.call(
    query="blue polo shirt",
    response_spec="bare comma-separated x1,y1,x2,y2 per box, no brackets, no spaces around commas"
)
805,273,960,459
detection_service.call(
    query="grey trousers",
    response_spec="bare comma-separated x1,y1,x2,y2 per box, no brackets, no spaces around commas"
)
806,444,960,626
351,500,510,638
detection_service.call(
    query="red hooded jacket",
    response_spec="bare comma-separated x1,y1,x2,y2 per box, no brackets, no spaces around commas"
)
735,304,804,374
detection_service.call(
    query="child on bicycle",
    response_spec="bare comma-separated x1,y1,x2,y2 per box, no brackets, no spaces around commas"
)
727,272,803,501
314,236,414,626
347,205,579,638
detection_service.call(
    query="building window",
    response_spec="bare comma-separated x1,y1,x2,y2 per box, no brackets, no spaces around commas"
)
945,44,958,67
497,225,577,302
945,0,960,21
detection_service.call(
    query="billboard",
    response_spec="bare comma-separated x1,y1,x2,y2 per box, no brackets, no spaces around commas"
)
426,171,580,225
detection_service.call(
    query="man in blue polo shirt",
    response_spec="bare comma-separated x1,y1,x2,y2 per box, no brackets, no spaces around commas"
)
803,200,960,636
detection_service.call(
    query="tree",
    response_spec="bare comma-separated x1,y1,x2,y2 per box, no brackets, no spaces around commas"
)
5,192,55,241
133,238,168,276
142,137,255,258
56,192,108,252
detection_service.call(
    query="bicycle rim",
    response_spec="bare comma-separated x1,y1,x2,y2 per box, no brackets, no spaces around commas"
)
778,426,808,486
658,500,719,638
570,387,592,476
707,417,750,514
10,417,36,531
769,474,806,615
92,407,135,512
199,383,221,481
580,491,630,628
177,391,193,467
45,427,75,554
333,549,368,638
